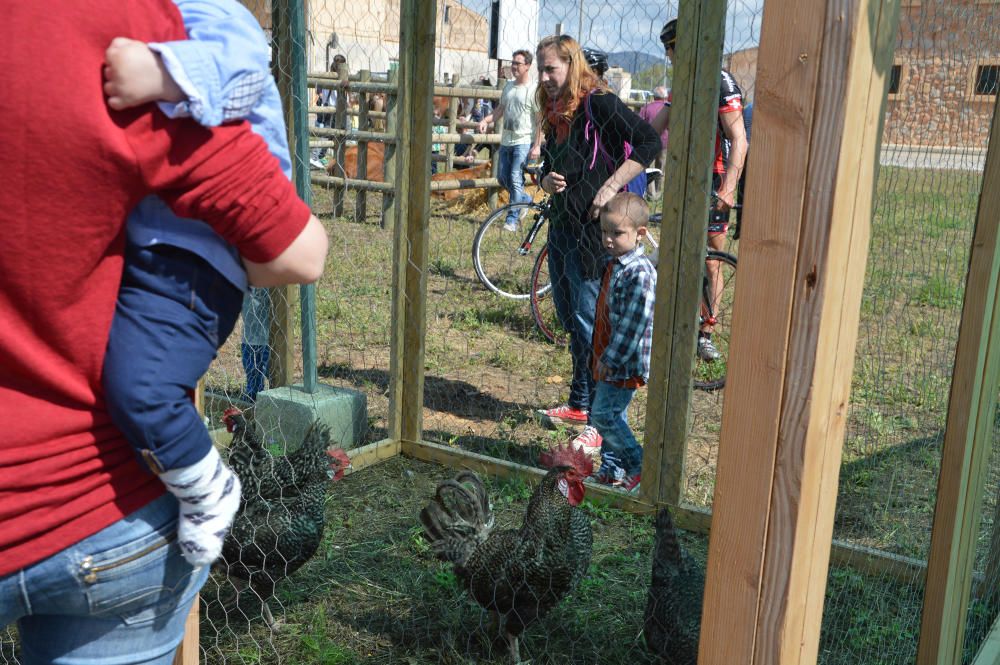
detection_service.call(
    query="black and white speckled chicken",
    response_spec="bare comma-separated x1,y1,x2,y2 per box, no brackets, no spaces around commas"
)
643,507,705,664
419,443,594,663
217,408,351,627
221,407,333,500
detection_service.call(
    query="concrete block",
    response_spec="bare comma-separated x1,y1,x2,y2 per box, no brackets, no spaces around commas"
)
253,383,368,452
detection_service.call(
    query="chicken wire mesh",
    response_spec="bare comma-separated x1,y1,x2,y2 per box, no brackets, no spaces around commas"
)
5,0,1000,663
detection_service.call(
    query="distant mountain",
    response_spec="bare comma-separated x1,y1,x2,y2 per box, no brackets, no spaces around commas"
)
608,51,664,74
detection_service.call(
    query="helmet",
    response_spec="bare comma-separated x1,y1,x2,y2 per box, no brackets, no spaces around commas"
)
660,19,677,49
582,47,609,77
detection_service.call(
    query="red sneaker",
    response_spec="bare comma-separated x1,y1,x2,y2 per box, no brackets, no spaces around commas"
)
572,426,602,452
618,473,641,493
536,404,589,428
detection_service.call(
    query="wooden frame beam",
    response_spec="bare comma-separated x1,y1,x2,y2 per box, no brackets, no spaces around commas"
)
400,439,927,583
642,0,727,508
918,95,1000,665
387,0,436,444
699,0,900,662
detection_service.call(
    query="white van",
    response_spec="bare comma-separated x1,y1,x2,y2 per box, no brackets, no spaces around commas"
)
627,89,653,103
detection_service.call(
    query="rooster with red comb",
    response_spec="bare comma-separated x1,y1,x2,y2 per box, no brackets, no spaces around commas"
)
419,442,593,662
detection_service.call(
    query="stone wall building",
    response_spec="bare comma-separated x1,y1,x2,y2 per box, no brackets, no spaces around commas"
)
241,0,492,84
723,0,999,150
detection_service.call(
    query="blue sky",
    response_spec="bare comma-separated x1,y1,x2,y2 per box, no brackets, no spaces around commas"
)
460,0,763,56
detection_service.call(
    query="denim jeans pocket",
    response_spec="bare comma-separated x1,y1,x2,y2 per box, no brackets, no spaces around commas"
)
81,526,198,625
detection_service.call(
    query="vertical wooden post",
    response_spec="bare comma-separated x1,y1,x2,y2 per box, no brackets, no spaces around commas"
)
357,70,371,222
171,598,199,665
389,0,436,446
640,0,725,508
331,61,349,219
267,0,297,390
382,67,399,230
487,78,505,210
918,95,1000,665
698,0,899,662
446,93,459,172
173,382,205,664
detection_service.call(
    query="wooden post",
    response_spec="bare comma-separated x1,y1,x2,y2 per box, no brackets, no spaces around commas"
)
917,93,1000,665
267,0,297,390
387,0,436,445
331,61,349,218
357,70,371,222
698,0,899,662
487,78,505,210
171,581,200,664
640,0,725,508
382,67,399,230
446,93,459,172
172,382,205,664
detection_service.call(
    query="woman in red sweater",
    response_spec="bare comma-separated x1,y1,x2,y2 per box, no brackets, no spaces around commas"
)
0,2,327,662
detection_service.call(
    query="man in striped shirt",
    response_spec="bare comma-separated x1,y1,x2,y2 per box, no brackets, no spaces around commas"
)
589,192,657,493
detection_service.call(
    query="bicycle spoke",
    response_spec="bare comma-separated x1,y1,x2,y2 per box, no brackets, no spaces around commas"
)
472,202,549,299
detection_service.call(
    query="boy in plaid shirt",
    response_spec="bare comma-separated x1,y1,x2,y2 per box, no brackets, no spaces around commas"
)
590,192,656,492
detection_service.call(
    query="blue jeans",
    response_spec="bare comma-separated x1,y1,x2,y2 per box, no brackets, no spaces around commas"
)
591,381,643,475
0,494,209,665
497,143,531,225
547,224,601,413
103,244,243,471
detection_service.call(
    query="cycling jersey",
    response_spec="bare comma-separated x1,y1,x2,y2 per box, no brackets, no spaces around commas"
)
667,69,743,174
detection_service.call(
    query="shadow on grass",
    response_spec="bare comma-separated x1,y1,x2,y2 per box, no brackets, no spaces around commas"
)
318,362,533,419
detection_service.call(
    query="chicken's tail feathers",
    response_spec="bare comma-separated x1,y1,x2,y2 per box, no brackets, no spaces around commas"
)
419,471,494,566
653,506,684,569
301,419,333,453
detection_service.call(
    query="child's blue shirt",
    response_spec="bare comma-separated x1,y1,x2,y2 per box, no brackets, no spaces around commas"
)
127,0,292,292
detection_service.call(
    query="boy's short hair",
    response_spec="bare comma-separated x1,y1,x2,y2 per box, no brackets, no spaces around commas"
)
601,192,650,229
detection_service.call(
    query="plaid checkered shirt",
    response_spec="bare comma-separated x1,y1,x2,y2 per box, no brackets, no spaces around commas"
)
599,246,657,383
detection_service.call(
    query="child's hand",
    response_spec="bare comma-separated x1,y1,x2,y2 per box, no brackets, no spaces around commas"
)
104,37,184,110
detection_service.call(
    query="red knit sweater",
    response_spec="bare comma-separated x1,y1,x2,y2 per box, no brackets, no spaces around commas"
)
0,1,312,576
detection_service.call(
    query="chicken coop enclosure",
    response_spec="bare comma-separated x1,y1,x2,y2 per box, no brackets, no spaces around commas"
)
4,0,1000,664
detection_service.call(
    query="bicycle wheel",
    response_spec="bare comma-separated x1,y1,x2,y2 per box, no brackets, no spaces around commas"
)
693,250,737,391
529,245,567,345
472,201,549,299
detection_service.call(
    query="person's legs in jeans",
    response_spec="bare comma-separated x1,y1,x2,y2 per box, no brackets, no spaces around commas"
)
103,245,243,470
240,287,271,401
504,143,532,226
547,227,599,413
1,493,209,665
590,381,643,478
496,144,513,199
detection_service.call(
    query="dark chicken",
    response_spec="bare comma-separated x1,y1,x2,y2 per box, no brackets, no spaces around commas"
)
218,408,351,627
419,443,593,663
643,507,705,664
222,407,333,500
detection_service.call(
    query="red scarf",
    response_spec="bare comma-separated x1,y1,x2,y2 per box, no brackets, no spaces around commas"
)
545,92,583,143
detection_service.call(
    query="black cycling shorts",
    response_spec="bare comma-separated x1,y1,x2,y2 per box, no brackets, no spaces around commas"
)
708,173,729,235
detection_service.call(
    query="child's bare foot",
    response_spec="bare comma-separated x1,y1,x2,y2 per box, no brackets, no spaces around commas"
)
103,37,184,110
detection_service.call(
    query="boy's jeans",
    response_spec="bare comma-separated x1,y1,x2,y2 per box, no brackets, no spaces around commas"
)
591,381,643,475
104,243,243,470
0,494,209,664
497,143,531,225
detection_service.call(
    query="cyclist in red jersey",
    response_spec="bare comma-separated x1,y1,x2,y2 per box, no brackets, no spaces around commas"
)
649,18,747,362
